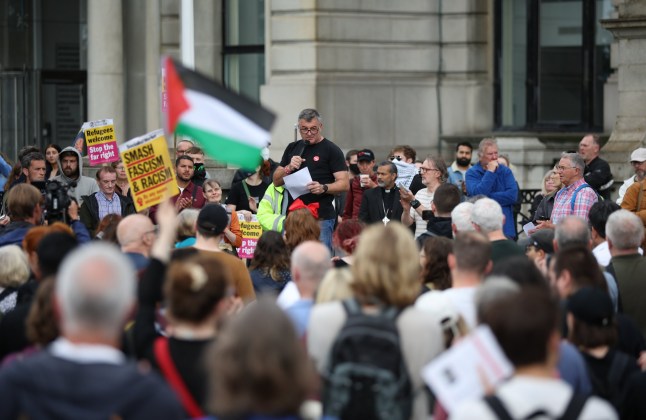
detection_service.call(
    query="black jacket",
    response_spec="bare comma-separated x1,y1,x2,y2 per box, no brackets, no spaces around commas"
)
79,193,136,234
359,187,404,225
584,156,613,200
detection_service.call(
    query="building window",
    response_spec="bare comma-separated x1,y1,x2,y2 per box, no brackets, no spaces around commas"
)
495,0,613,131
223,0,264,102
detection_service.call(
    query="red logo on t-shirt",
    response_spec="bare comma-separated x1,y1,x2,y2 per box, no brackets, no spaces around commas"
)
313,156,320,162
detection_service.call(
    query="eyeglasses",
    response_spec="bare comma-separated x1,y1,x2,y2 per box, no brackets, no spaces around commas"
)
419,167,438,174
554,165,576,172
389,155,403,161
299,126,319,134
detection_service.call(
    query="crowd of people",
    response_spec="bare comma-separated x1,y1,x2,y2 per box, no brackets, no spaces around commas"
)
0,107,645,419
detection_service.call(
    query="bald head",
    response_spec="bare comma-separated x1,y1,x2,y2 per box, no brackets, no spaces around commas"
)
291,241,331,297
117,214,156,256
554,216,590,250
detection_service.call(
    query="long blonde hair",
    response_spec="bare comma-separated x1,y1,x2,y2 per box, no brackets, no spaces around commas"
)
351,223,420,308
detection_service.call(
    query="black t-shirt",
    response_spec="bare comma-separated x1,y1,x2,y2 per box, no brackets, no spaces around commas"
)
225,180,269,212
280,138,346,220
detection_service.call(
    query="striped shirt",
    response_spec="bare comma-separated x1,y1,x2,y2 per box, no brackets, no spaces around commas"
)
96,191,122,221
409,188,434,238
550,178,598,224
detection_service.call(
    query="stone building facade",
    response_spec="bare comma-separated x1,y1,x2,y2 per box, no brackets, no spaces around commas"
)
0,0,643,194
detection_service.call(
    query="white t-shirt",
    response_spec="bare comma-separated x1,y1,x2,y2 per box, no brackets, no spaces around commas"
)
593,241,612,267
617,176,636,205
409,188,434,238
452,375,617,420
440,287,477,329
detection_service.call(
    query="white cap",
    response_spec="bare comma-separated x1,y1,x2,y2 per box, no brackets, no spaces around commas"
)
630,148,646,163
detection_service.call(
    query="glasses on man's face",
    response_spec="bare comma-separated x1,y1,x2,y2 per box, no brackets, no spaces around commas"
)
389,155,403,161
419,167,438,174
299,126,319,134
554,165,576,172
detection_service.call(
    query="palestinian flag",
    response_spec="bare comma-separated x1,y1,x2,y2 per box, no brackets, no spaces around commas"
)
164,57,275,170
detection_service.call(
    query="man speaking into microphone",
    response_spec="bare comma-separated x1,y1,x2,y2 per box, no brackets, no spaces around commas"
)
273,108,348,251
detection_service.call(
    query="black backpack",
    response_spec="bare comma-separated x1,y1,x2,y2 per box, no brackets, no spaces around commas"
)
323,298,413,420
485,392,588,420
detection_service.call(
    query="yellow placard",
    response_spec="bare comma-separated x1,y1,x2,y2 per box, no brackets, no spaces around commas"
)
119,129,178,212
237,215,262,259
85,125,115,147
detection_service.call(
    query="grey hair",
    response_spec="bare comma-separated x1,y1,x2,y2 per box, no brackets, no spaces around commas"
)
451,202,475,235
291,241,331,283
477,138,497,157
554,216,590,248
425,155,448,183
561,152,585,172
297,108,322,124
606,210,645,250
176,208,199,239
475,276,520,323
379,161,398,175
0,245,30,289
56,243,136,338
471,198,504,233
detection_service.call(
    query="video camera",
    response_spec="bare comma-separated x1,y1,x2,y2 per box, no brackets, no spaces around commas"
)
33,179,76,224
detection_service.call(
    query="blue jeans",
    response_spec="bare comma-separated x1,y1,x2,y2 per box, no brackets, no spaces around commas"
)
318,218,335,253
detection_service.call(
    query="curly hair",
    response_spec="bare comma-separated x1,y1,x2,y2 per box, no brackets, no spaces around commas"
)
332,219,364,255
284,209,320,252
420,236,453,290
249,231,291,281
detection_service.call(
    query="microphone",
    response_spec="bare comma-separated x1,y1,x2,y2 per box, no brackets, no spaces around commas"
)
290,139,310,170
293,139,310,158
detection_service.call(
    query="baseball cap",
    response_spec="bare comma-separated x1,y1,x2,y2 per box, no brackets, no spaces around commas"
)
528,228,555,254
566,287,614,327
630,148,646,163
356,149,375,162
197,204,229,235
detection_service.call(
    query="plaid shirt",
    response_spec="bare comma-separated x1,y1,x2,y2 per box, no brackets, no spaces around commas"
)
550,178,598,224
95,191,122,221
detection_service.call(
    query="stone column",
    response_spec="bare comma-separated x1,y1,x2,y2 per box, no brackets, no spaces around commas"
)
601,1,646,181
193,0,222,81
87,0,125,141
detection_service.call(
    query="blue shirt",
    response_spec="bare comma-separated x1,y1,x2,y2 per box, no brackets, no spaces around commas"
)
466,163,519,238
95,191,122,221
285,299,314,338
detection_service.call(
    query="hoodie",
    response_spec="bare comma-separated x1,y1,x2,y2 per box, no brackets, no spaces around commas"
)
52,147,99,207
